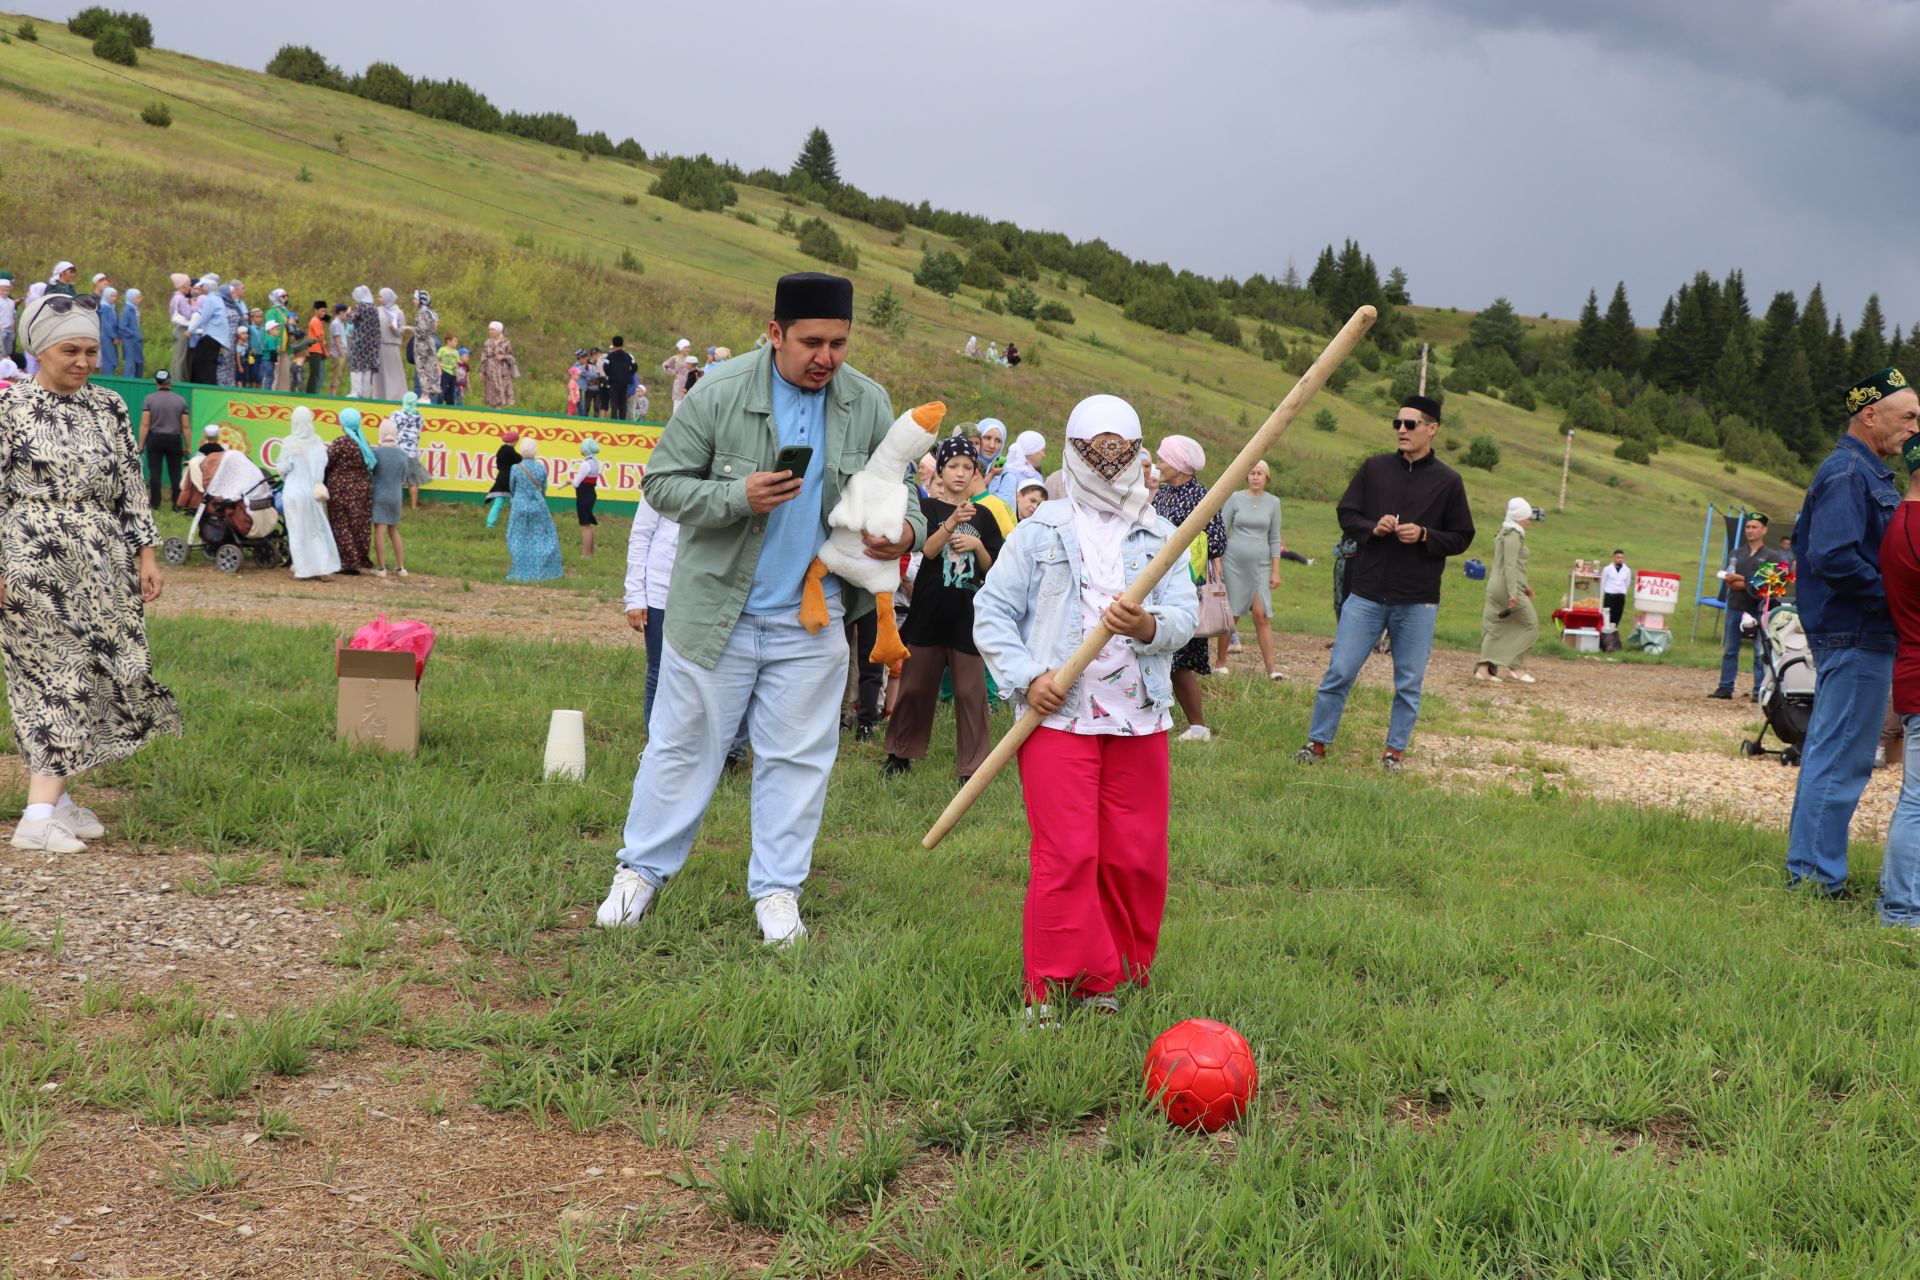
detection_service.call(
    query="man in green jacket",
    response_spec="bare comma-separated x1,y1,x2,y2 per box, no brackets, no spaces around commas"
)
597,273,925,945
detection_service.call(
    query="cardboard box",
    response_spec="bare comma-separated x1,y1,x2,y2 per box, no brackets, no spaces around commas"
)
336,640,422,754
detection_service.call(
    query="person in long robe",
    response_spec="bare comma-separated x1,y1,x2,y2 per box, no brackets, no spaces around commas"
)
410,290,440,401
505,436,563,583
1476,497,1539,683
323,407,376,574
119,289,145,378
375,288,406,401
0,293,182,853
346,286,381,399
481,321,518,407
277,407,340,580
1218,460,1285,679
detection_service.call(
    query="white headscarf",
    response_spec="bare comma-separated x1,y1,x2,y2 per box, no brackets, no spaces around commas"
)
284,406,324,465
1063,395,1152,602
351,285,374,306
1502,496,1532,534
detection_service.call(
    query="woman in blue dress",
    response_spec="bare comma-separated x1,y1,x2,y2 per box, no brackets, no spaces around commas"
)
505,435,563,583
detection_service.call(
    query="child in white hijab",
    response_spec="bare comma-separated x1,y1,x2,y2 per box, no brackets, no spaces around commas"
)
972,394,1198,1027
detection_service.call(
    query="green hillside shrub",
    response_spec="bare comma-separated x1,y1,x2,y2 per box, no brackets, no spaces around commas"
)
1005,281,1039,320
1614,438,1652,464
139,101,170,127
649,156,738,212
1037,300,1075,325
70,6,150,44
1313,409,1338,433
16,19,37,39
1506,382,1537,411
1207,312,1243,347
913,250,962,296
266,44,345,88
91,25,137,65
797,217,856,269
1462,436,1501,470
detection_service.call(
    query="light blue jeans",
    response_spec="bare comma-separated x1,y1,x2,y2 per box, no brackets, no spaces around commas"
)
1786,643,1895,891
1878,714,1920,925
616,603,846,901
1308,594,1438,753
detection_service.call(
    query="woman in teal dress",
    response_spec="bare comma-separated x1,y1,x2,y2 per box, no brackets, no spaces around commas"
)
1218,460,1285,680
505,436,563,583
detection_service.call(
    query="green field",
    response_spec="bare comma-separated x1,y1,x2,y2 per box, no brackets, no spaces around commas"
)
6,13,1903,1279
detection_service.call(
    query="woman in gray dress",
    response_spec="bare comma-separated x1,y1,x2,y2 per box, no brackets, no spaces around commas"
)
375,287,406,401
1217,460,1286,680
369,422,409,578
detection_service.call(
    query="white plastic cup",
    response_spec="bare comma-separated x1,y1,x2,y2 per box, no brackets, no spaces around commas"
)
544,709,587,781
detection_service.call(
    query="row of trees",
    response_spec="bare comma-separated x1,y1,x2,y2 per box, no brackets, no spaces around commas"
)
265,45,647,161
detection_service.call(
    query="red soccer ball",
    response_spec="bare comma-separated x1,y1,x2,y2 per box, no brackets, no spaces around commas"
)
1143,1018,1258,1132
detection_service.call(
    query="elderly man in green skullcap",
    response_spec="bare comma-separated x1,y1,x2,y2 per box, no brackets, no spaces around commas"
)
1786,368,1920,897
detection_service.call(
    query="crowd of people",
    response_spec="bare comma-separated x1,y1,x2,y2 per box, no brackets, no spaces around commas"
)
962,334,1022,368
33,257,1920,1027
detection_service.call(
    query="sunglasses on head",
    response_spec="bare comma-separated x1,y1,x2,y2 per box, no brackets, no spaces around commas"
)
38,294,101,316
1392,417,1425,432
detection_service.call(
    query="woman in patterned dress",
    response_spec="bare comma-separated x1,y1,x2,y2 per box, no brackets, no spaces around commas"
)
409,290,440,402
323,407,377,575
346,286,381,399
504,436,563,583
481,321,518,408
0,294,182,853
1151,436,1225,742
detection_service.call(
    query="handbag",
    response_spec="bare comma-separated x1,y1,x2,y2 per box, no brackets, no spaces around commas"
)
312,482,329,503
1194,569,1233,639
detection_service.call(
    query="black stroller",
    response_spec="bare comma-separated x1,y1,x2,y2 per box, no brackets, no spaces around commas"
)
163,451,289,574
1739,602,1814,766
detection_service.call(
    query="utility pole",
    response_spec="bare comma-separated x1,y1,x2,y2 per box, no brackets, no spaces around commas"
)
1417,343,1429,396
1558,429,1574,511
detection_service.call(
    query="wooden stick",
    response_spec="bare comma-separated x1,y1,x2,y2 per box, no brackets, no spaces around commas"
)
922,305,1378,849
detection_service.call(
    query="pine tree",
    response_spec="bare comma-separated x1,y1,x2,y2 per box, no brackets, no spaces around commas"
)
791,127,840,187
1754,291,1802,441
1890,326,1906,371
1647,295,1677,386
1305,246,1337,299
1281,257,1301,291
1467,297,1525,361
1851,293,1889,374
1666,285,1714,390
1571,289,1603,370
1601,282,1639,373
1708,326,1754,420
1831,315,1852,401
1778,344,1824,460
1799,284,1832,403
1383,266,1410,306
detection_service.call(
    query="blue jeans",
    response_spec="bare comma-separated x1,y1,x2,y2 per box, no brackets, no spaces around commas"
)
1879,714,1920,924
1307,594,1438,753
616,604,846,900
1786,644,1895,890
1717,607,1758,696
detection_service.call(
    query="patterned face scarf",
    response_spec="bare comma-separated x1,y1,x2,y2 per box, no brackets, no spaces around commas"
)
1070,435,1138,484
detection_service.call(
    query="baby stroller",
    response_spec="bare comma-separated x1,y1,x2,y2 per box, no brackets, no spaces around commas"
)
1740,602,1814,766
163,448,290,573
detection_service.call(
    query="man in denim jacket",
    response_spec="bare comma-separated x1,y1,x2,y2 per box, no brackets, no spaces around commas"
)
1786,368,1920,894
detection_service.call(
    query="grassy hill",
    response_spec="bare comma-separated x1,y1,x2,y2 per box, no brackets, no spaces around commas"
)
0,12,1805,660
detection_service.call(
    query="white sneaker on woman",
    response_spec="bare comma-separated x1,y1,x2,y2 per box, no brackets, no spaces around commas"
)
595,867,656,927
56,803,105,840
11,815,86,854
754,891,807,946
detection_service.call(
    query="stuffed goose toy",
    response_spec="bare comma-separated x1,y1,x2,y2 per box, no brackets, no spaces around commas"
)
799,401,946,663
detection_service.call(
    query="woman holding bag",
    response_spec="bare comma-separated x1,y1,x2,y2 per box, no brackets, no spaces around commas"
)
1152,436,1225,742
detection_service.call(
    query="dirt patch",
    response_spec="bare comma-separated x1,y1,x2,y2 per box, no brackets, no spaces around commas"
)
152,566,638,650
0,846,352,1018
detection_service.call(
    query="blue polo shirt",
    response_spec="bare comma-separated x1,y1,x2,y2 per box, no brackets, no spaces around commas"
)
744,366,834,615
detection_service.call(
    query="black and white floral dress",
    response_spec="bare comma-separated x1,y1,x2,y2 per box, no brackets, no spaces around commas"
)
1152,478,1225,675
0,383,182,776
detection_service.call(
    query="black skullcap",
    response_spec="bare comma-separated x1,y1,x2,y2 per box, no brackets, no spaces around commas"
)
774,272,854,323
933,436,979,470
1400,394,1443,423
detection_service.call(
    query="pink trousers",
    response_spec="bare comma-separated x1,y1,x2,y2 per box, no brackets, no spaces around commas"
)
1017,727,1170,1005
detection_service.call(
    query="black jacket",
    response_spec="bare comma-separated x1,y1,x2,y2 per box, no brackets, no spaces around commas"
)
604,349,637,389
1336,450,1476,605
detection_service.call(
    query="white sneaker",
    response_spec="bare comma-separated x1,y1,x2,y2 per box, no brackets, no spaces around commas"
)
754,891,807,946
11,815,86,854
595,868,656,927
1177,725,1213,742
397,568,409,579
372,568,388,578
55,803,105,840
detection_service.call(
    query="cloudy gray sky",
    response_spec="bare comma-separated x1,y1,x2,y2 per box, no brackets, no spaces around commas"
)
145,0,1920,331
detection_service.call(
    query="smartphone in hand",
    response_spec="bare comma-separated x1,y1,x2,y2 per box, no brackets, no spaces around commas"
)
773,444,814,478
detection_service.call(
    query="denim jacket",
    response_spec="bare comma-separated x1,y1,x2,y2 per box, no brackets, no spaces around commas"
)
971,500,1199,718
1796,434,1900,652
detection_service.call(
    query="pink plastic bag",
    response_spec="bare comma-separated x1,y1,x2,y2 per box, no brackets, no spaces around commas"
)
347,615,437,681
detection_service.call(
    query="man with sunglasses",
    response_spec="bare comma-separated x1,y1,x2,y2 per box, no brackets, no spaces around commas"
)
1292,394,1474,773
